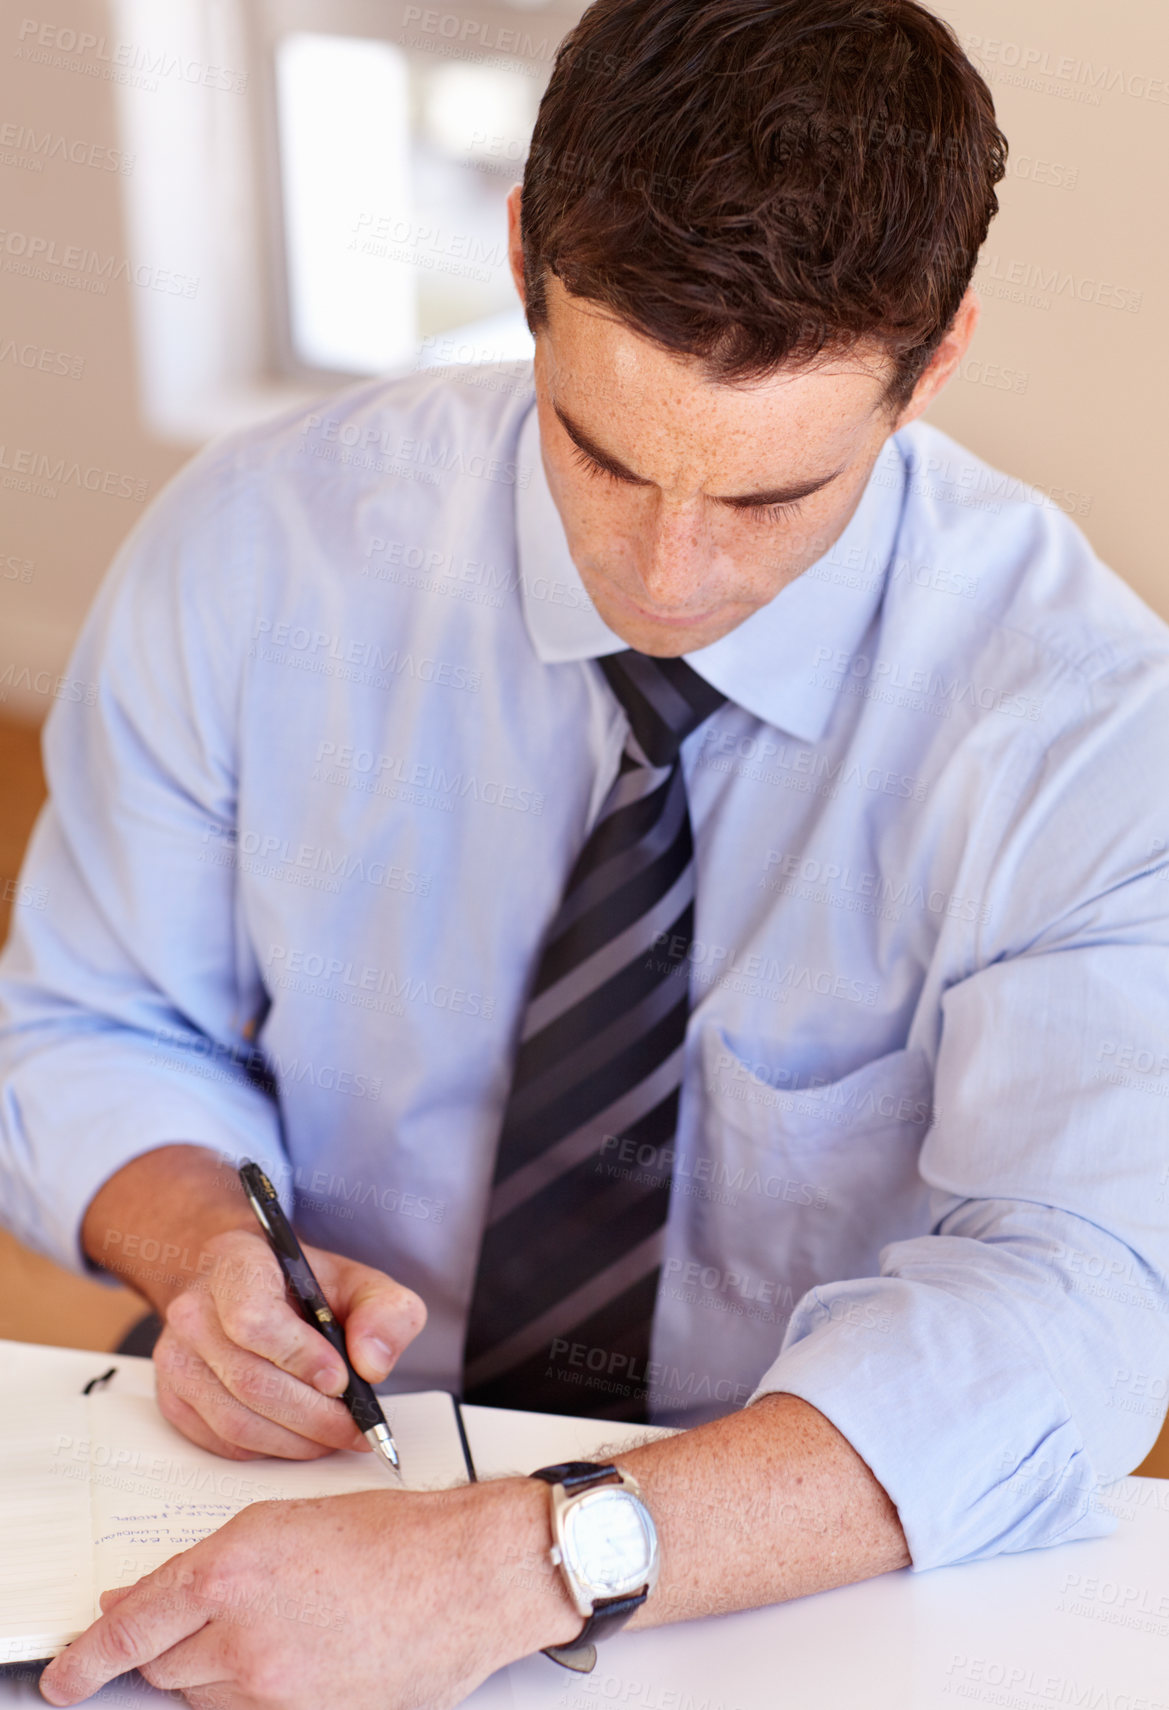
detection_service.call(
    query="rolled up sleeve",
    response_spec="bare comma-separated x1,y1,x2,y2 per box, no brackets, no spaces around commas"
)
0,441,288,1273
748,659,1169,1571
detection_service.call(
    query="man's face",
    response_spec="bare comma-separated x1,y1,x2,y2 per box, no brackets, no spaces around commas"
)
529,275,902,658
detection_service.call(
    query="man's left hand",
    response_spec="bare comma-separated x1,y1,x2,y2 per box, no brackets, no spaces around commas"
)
39,1479,575,1710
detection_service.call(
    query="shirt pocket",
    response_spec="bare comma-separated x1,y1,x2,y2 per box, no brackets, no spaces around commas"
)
687,1023,936,1310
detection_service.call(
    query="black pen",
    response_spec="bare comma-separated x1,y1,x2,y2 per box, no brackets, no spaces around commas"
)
238,1159,400,1472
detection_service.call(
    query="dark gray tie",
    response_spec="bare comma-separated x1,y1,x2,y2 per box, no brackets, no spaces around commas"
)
462,651,726,1420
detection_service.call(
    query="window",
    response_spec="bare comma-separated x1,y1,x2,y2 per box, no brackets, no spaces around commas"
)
110,0,583,440
274,34,546,376
274,34,417,375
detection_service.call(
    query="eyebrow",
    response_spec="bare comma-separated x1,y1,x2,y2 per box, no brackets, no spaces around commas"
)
552,400,845,509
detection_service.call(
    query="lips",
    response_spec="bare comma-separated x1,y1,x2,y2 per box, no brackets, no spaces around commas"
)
607,582,720,628
633,608,715,627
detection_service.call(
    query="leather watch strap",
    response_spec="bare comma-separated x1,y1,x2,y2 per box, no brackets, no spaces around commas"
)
541,1590,647,1673
530,1462,649,1672
531,1461,619,1490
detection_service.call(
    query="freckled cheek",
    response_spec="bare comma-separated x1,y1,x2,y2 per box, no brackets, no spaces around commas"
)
718,512,837,601
713,521,803,594
763,496,849,566
561,489,641,567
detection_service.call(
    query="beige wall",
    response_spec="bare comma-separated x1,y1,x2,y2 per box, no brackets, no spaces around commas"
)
925,0,1168,622
1,0,191,720
1,0,1167,720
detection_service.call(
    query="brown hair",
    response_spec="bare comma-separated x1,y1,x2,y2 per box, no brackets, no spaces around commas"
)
521,0,1007,408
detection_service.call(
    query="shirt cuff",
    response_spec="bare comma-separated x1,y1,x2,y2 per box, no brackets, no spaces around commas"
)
747,1276,1119,1571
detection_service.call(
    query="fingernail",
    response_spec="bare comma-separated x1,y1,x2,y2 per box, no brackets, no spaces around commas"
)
312,1365,347,1398
364,1337,393,1376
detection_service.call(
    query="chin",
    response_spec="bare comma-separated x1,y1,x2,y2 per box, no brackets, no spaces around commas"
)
634,633,710,658
605,610,737,657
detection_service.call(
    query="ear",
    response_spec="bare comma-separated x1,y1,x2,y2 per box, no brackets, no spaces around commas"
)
506,184,526,309
893,288,981,430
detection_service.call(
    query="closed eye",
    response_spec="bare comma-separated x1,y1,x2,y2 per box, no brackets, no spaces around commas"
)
569,440,807,523
569,442,627,484
741,498,805,525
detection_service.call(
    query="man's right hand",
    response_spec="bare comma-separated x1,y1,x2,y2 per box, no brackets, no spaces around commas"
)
81,1144,427,1461
155,1226,427,1460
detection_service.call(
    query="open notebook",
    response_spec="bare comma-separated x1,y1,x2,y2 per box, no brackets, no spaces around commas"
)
0,1339,672,1666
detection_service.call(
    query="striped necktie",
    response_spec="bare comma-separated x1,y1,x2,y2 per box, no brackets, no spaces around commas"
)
462,651,726,1421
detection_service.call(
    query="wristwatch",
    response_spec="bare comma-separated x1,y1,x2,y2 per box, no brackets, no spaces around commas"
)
529,1461,660,1673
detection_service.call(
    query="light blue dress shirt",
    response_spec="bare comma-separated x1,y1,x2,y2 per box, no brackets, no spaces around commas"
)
2,362,1169,1575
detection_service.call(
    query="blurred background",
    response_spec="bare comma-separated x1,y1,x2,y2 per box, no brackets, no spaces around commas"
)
1,0,1167,1467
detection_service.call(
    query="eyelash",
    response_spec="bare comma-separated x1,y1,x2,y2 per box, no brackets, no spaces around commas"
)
745,499,805,526
570,443,620,482
569,443,804,524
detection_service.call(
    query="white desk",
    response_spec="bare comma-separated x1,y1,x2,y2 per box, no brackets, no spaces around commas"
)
2,1344,1166,1708
2,1474,1165,1709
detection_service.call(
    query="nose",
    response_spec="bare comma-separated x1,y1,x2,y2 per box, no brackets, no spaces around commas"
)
632,495,713,613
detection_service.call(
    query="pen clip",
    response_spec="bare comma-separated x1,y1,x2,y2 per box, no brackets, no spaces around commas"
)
239,1159,302,1261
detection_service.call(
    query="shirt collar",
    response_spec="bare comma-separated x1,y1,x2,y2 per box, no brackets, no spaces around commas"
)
514,393,907,744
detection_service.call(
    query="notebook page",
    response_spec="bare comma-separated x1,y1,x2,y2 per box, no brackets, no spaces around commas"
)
0,1395,96,1663
459,1404,676,1481
90,1390,468,1596
82,1353,467,1491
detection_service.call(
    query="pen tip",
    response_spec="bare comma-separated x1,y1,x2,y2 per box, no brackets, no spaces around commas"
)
368,1423,401,1471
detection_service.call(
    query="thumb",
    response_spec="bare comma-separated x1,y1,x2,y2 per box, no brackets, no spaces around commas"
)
308,1247,428,1384
98,1585,135,1612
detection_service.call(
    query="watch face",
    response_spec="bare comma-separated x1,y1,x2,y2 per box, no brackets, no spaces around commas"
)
563,1488,657,1599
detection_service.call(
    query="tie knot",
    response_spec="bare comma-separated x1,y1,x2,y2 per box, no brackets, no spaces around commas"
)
598,651,727,767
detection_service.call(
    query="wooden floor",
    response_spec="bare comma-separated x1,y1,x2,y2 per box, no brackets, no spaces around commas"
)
1,713,1167,1476
0,716,144,1352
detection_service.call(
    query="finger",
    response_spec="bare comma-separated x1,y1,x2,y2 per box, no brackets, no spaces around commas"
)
157,1383,264,1462
309,1247,428,1383
97,1585,134,1612
157,1330,281,1458
163,1298,364,1450
183,1688,238,1710
199,1325,365,1454
155,1333,263,1459
138,1625,235,1693
158,1331,361,1459
40,1579,207,1705
207,1235,351,1397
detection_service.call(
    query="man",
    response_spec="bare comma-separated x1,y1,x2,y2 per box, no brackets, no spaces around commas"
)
3,0,1168,1703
